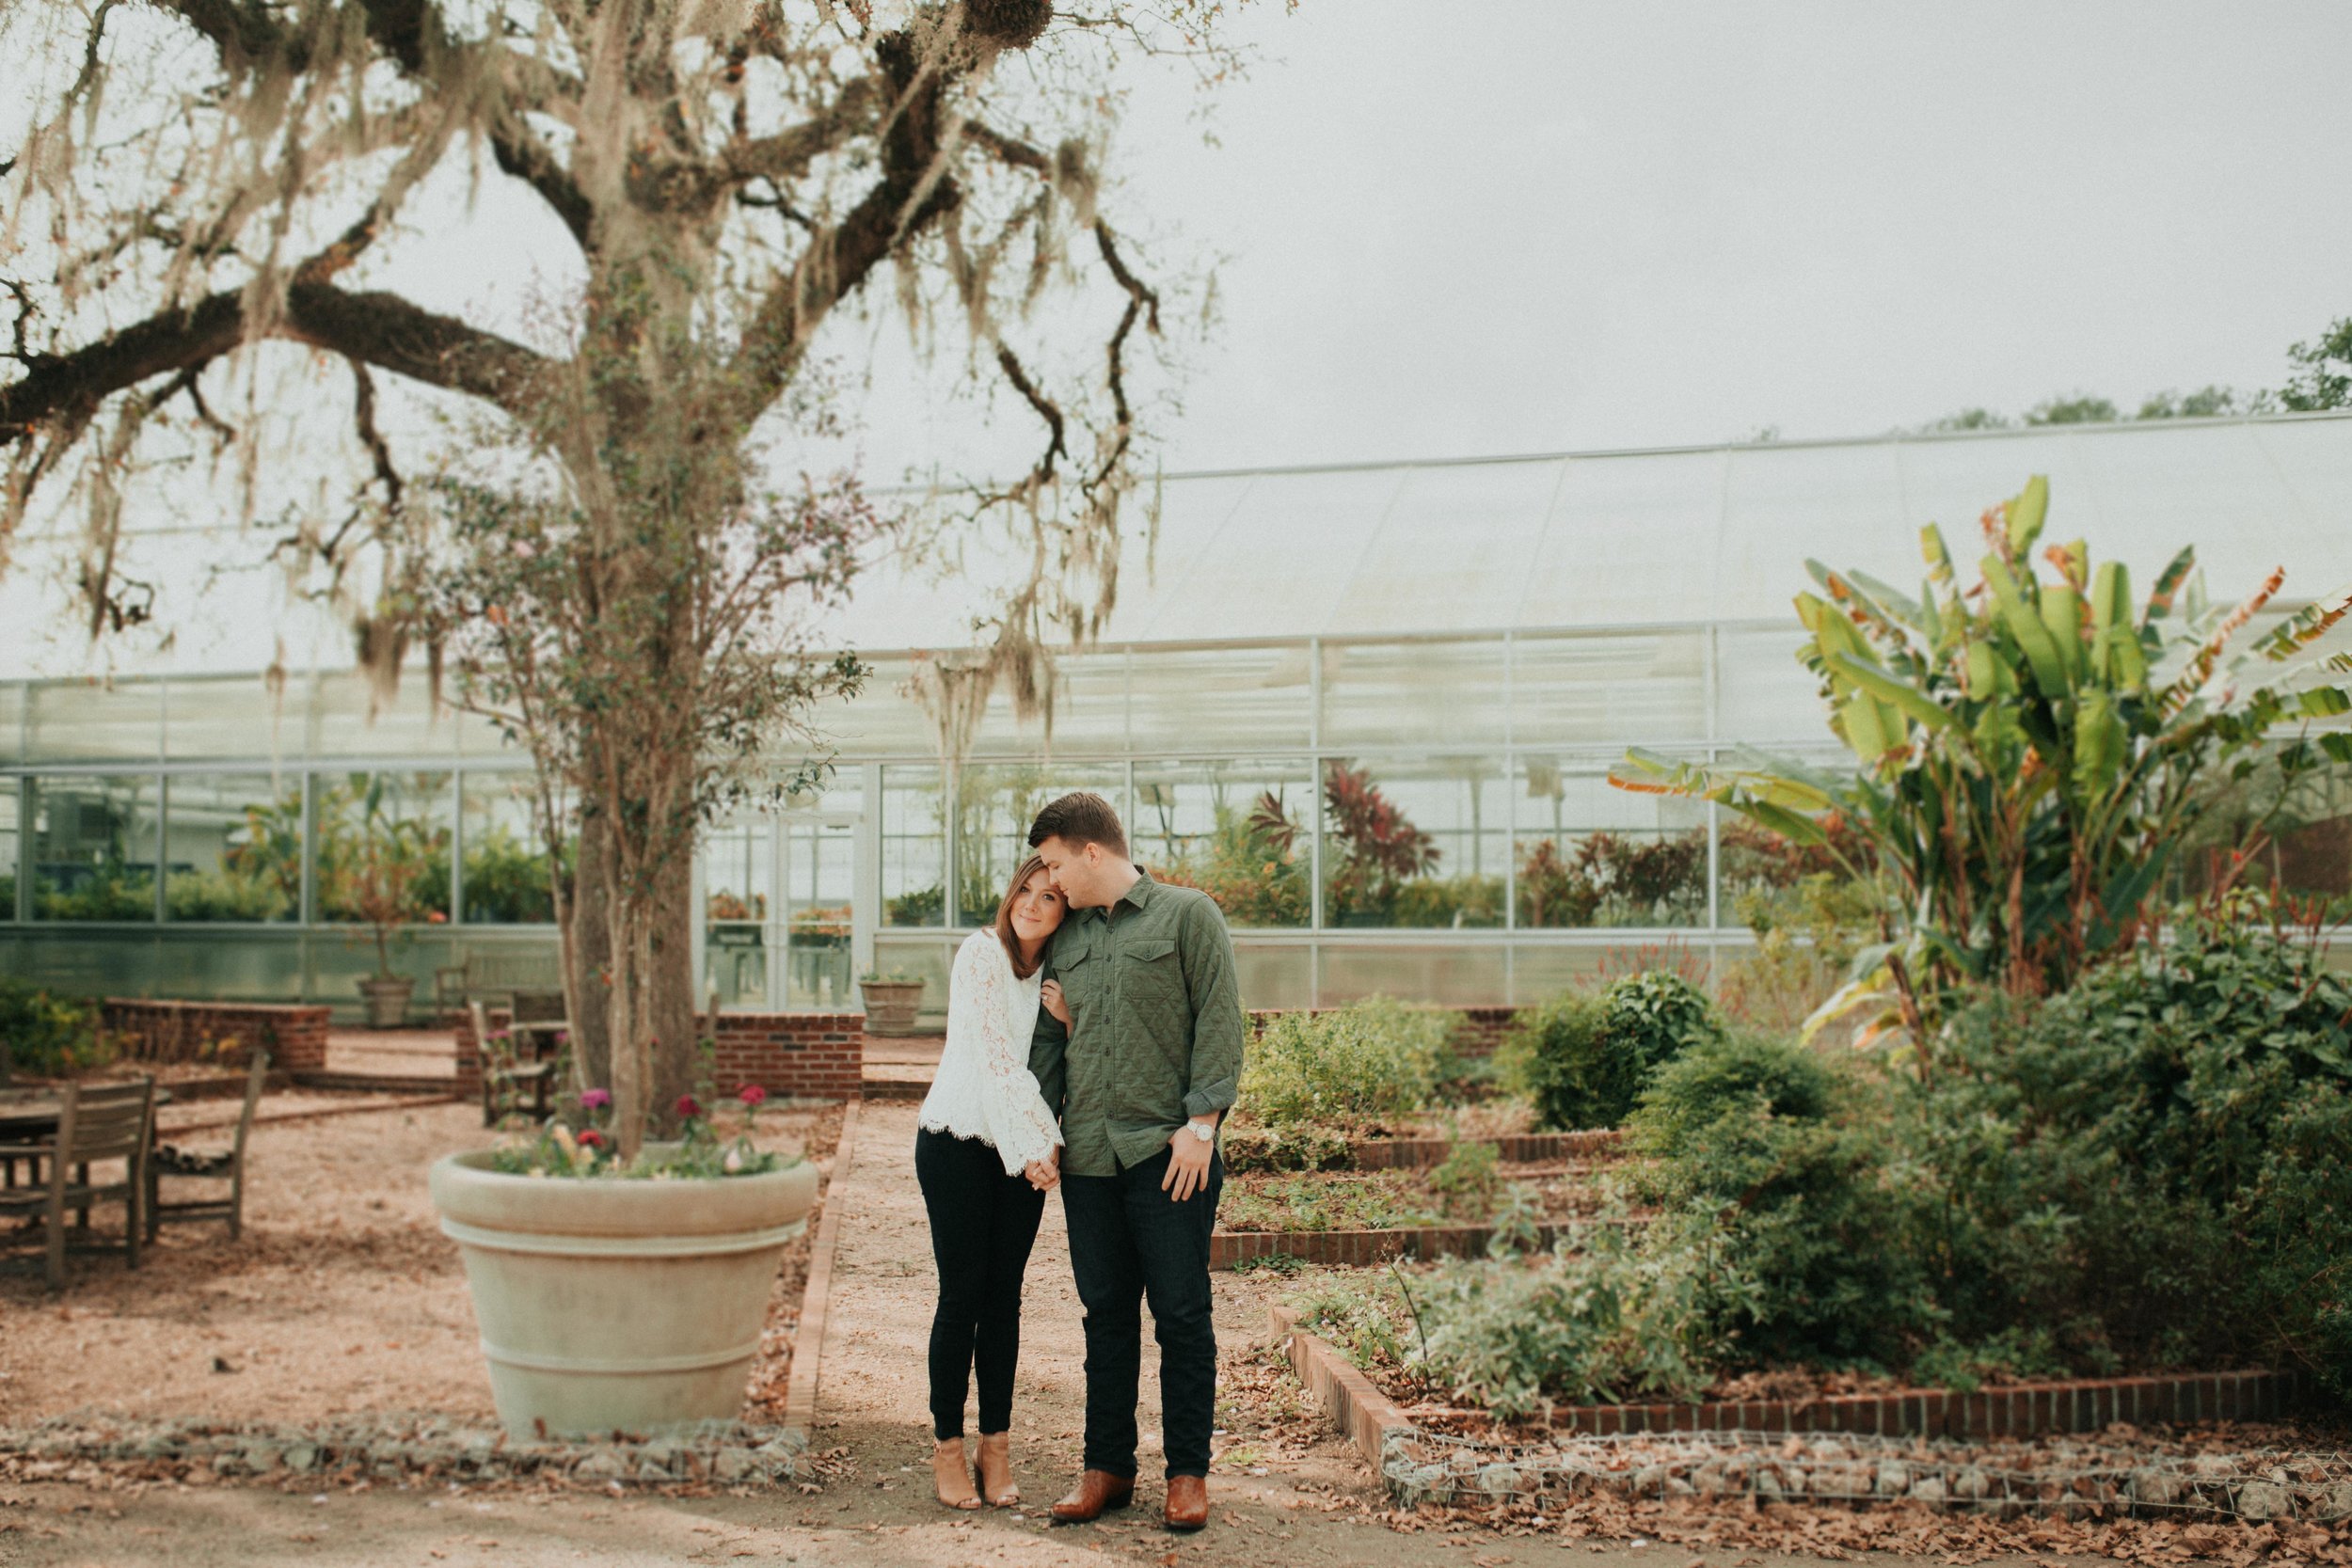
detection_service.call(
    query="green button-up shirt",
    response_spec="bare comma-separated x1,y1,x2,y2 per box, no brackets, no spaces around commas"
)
1027,868,1246,1178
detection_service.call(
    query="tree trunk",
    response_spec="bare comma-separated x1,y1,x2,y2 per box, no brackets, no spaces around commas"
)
646,849,700,1135
567,806,615,1094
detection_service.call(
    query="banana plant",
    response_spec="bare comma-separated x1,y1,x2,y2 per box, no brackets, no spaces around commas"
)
1614,476,2352,1050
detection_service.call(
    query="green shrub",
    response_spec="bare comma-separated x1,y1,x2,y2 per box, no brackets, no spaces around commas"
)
1500,971,1725,1130
1424,1137,1501,1221
0,981,113,1077
1629,1032,1935,1367
1238,997,1449,1130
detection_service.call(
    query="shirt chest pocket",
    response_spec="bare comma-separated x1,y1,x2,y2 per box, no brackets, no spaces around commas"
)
1120,937,1186,1016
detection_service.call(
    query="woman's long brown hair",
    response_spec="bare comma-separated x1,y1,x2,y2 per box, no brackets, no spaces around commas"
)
994,854,1059,980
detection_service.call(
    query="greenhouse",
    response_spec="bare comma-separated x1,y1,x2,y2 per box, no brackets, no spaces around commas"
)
4,411,2351,1021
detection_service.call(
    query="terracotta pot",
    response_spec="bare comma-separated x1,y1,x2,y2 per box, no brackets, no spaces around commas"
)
428,1151,819,1438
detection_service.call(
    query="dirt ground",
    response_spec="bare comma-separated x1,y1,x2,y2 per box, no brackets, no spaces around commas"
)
0,1095,839,1427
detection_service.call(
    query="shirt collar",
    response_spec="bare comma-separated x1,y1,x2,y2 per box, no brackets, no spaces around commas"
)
1084,864,1154,922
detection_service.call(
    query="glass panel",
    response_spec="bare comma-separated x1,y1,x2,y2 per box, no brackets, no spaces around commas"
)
152,927,310,1002
1516,761,1710,928
0,683,24,763
308,670,455,759
958,764,1126,927
1514,631,1708,747
822,657,937,757
30,774,159,921
165,773,301,923
1126,645,1313,755
1232,942,1312,1009
1319,942,1507,1006
786,810,860,1008
1132,759,1312,928
166,675,298,762
704,813,774,1007
1320,641,1508,749
27,680,161,763
881,766,946,927
972,651,1129,757
461,772,560,924
1716,624,1824,746
314,772,454,945
1320,757,1506,928
310,926,466,1012
0,777,18,918
1510,939,1719,1006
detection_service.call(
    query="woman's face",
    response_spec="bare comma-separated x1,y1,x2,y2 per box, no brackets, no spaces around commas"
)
1009,868,1067,944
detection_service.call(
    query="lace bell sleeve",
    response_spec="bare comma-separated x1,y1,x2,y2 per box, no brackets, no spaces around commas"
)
952,935,1064,1175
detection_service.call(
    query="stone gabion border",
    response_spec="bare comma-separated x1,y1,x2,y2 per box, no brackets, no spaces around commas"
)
0,1416,809,1492
1381,1426,2352,1525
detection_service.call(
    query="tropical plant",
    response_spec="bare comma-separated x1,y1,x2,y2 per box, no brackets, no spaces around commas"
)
1322,763,1440,923
1615,475,2352,1041
316,775,447,977
1155,789,1311,927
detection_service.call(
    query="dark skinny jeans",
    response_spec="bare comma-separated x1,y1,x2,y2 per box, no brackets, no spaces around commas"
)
914,1127,1047,1441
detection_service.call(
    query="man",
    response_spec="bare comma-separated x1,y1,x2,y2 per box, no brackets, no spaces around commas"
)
1025,791,1244,1534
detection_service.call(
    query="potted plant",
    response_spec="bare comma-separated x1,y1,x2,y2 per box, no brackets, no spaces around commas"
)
321,783,441,1028
857,968,926,1035
430,1085,818,1437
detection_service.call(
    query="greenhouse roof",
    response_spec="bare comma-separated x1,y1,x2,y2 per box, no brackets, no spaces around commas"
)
834,411,2352,652
5,411,2351,681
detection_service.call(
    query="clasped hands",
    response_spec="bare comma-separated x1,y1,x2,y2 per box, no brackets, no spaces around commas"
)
1024,1150,1059,1192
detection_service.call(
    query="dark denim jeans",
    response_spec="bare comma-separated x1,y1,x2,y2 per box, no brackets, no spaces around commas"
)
1059,1144,1223,1480
914,1127,1048,1441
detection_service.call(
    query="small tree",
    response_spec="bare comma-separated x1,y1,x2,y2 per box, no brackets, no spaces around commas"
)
1614,476,2352,1046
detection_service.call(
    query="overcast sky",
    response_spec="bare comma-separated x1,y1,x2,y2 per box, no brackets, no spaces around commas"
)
919,0,2352,473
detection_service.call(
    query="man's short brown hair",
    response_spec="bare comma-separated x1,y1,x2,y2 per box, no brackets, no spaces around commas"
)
1027,791,1128,858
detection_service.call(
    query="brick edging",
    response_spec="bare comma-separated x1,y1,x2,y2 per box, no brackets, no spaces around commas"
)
1268,1302,2313,1472
1215,1219,1627,1270
1349,1129,1625,1169
1543,1369,2312,1439
780,1099,860,1436
1269,1304,1417,1474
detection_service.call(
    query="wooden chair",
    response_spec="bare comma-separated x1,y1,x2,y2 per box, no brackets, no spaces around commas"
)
145,1051,268,1243
0,1078,154,1290
472,1001,551,1128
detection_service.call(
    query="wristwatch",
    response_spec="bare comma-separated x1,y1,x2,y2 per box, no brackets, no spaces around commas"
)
1184,1120,1216,1144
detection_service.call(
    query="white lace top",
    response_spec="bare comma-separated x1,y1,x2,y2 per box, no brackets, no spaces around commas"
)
917,928,1064,1175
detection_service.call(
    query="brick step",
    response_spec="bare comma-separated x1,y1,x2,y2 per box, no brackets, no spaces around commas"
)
294,1070,463,1096
859,1077,930,1102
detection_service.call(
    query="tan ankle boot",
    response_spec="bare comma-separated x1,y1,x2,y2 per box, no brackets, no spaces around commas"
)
976,1431,1017,1507
932,1437,980,1511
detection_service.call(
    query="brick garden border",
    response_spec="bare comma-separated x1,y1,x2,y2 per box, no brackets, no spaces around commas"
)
1348,1129,1625,1170
102,1000,331,1074
1215,1220,1616,1270
1268,1303,2315,1476
779,1098,860,1437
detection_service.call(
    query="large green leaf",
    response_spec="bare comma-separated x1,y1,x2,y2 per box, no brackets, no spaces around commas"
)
2143,546,2197,623
1983,555,2072,695
1825,652,1956,734
2005,475,2050,557
2040,584,2086,684
2249,584,2352,662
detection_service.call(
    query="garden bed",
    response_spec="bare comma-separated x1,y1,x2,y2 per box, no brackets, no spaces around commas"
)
1212,1162,1628,1270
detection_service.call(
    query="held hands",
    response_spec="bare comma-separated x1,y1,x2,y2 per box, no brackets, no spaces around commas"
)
1162,1120,1216,1202
1024,1151,1059,1192
1040,979,1070,1025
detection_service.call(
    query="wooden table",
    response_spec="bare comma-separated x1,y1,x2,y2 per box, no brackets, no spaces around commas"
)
0,1087,172,1189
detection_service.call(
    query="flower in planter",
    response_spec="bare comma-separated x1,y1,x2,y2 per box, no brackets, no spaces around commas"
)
580,1087,612,1112
578,1128,608,1150
739,1085,767,1107
676,1095,705,1122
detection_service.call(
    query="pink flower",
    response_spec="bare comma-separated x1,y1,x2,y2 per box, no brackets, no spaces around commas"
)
738,1085,768,1107
580,1088,612,1111
675,1095,704,1121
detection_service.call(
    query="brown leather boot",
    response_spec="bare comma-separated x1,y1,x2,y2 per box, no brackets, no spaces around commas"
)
1049,1469,1136,1523
1163,1473,1210,1530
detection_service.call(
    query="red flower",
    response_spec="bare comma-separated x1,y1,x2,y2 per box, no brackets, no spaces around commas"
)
577,1129,608,1149
738,1085,768,1107
675,1095,704,1120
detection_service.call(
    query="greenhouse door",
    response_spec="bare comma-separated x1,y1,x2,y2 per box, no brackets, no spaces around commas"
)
781,811,858,1008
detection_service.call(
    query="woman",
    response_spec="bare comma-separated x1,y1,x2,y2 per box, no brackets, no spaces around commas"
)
914,855,1071,1510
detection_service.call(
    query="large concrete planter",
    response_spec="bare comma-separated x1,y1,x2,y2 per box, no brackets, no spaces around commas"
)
428,1150,820,1437
858,977,924,1036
